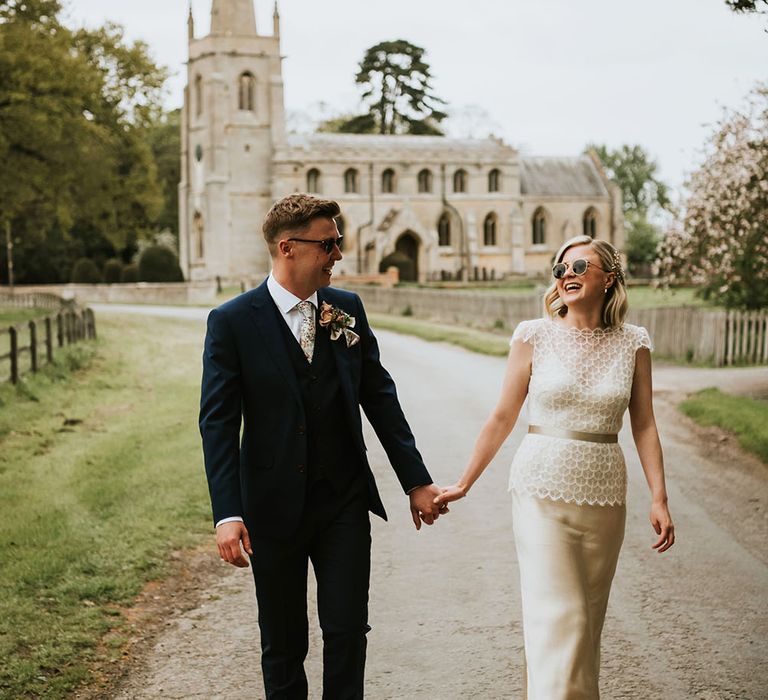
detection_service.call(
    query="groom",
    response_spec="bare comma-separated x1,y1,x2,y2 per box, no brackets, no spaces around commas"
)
199,194,443,699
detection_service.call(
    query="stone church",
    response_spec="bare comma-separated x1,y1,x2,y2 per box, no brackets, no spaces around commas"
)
179,0,623,283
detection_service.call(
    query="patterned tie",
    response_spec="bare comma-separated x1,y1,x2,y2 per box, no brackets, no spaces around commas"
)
296,300,315,363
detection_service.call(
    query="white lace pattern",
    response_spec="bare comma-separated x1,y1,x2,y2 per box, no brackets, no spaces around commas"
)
508,318,652,506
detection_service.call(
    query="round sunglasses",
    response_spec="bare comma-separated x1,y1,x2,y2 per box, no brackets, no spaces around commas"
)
552,258,609,279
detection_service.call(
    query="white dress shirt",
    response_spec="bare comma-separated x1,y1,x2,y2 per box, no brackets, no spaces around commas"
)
215,275,318,529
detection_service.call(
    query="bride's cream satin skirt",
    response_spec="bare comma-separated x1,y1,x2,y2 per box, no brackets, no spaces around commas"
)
512,492,626,700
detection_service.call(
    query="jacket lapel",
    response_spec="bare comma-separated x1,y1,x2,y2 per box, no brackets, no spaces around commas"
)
319,289,356,408
249,281,302,408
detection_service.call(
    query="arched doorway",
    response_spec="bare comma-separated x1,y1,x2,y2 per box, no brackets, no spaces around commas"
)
395,231,419,282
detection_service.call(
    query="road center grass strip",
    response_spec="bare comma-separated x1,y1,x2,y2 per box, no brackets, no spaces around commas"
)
0,314,212,699
679,388,768,464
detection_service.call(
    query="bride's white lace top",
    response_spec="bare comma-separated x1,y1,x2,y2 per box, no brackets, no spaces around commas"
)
508,318,653,506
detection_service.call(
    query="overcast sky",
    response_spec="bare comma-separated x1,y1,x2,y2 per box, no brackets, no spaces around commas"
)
61,0,767,192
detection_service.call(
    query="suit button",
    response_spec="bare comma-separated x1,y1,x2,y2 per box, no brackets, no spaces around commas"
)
297,464,305,473
297,425,305,435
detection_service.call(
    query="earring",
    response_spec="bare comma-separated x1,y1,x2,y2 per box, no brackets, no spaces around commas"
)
604,287,609,293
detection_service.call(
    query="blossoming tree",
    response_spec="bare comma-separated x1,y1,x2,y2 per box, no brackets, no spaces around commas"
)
656,83,768,310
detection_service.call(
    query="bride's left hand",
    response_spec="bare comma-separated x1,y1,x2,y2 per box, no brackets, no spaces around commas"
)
433,483,467,508
650,500,675,553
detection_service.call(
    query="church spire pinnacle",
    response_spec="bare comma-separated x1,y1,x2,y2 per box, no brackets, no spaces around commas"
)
273,1,280,37
210,0,257,37
187,3,195,41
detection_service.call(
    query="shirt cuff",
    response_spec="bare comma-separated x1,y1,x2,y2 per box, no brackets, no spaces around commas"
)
215,516,244,528
406,483,432,495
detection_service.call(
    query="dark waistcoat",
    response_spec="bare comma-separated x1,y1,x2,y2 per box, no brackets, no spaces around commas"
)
273,301,361,491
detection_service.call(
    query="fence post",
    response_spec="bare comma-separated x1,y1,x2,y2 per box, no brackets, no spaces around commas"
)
45,317,53,364
9,326,18,384
29,320,37,373
57,313,64,348
87,308,97,339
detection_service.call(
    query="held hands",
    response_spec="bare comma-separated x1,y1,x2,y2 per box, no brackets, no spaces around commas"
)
409,483,448,530
216,521,253,567
433,483,468,509
650,500,675,553
405,481,469,531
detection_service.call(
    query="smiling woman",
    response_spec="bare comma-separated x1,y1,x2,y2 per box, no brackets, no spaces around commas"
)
433,232,674,698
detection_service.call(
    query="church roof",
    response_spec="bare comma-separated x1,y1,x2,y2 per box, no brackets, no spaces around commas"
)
519,156,608,197
281,133,516,161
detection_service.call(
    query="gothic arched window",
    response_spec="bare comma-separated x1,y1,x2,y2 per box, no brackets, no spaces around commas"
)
418,168,433,193
438,212,451,246
381,168,396,193
483,212,498,246
453,169,467,193
307,168,321,193
488,168,501,192
583,207,598,238
238,72,256,111
344,168,359,194
195,75,203,117
532,208,547,245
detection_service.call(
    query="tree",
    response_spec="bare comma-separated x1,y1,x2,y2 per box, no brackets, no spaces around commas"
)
587,144,671,217
0,1,169,283
334,40,447,135
655,83,768,309
725,0,768,29
146,108,180,237
586,144,671,275
725,0,767,13
138,245,183,282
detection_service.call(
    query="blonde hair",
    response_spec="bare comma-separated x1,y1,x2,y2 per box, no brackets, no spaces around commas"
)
543,235,629,328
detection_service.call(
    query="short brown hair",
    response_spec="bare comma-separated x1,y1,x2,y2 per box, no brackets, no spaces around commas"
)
263,194,341,254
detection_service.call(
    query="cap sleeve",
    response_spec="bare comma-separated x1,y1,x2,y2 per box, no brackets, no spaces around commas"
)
633,325,653,352
510,319,538,347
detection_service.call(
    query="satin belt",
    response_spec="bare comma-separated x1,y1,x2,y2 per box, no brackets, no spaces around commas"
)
528,424,618,444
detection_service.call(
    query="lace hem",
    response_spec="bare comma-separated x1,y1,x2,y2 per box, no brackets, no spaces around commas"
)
508,483,626,507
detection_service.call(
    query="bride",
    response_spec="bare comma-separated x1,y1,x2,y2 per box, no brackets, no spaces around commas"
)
435,235,675,699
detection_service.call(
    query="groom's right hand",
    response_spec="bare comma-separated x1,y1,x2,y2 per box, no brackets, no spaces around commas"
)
216,521,253,568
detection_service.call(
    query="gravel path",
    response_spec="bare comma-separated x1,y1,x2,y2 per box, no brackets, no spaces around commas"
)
91,306,767,699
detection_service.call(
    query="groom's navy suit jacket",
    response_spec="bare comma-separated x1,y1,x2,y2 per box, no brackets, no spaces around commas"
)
199,280,431,538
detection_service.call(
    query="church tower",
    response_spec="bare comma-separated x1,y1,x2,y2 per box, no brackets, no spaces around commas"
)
179,0,286,281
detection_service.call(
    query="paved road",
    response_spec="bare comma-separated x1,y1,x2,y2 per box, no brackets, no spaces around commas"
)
95,305,767,699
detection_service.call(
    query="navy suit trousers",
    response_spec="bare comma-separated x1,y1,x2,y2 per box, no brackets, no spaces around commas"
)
250,474,371,700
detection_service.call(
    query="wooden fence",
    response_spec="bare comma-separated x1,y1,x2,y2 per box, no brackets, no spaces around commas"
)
0,297,96,384
0,291,68,311
627,308,767,366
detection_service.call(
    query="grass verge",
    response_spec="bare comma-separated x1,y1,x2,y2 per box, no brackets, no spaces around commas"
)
368,313,510,356
679,388,768,464
0,308,55,325
626,286,717,309
0,314,211,699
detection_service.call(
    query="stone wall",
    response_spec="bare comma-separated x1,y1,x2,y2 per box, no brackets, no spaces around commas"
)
12,282,217,306
347,285,542,331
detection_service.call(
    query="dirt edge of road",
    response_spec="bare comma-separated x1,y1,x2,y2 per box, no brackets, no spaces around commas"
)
73,544,224,699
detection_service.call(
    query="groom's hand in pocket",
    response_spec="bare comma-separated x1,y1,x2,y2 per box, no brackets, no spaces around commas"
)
216,521,253,567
